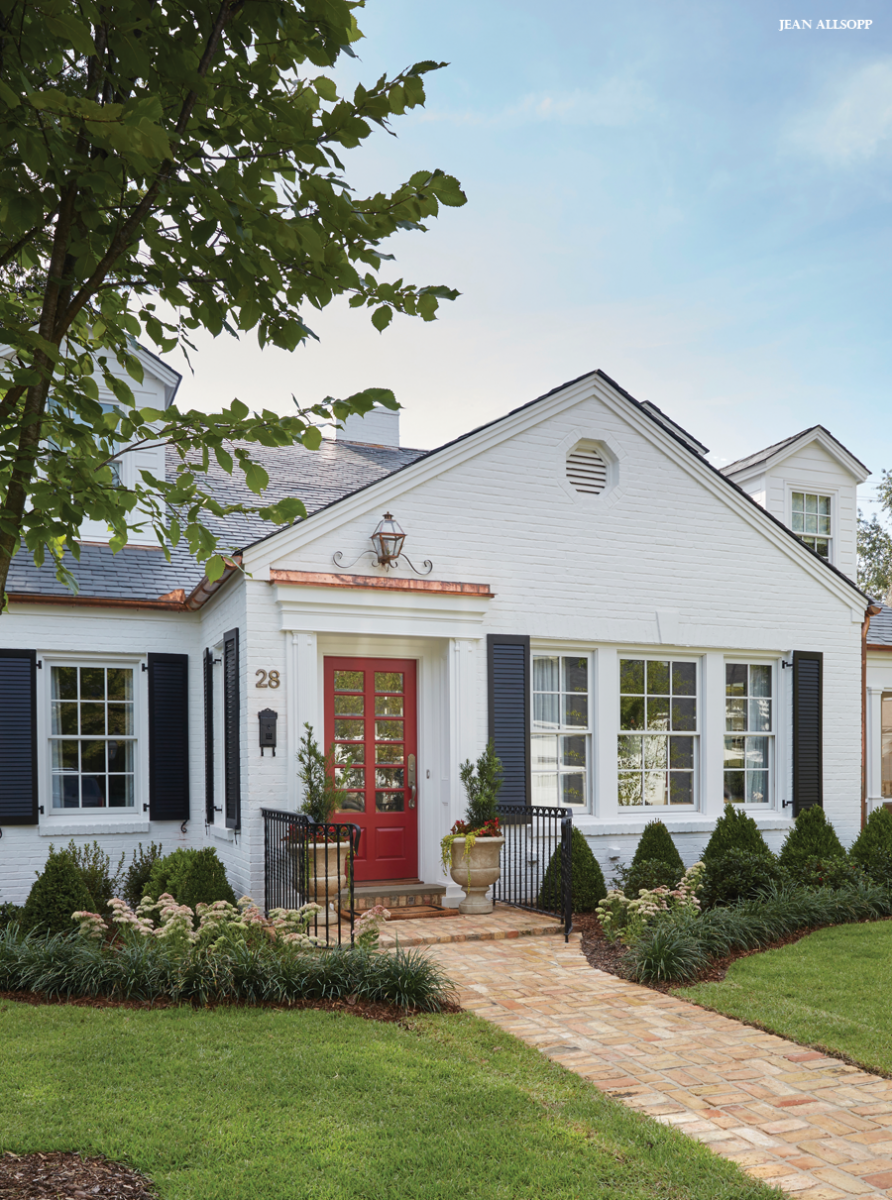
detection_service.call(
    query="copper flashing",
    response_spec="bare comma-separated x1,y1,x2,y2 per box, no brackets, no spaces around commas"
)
8,593,189,611
270,569,493,597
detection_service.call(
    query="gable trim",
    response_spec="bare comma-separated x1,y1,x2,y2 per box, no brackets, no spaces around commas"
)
270,569,493,596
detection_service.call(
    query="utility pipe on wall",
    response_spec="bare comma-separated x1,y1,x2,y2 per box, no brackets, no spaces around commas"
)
863,602,883,829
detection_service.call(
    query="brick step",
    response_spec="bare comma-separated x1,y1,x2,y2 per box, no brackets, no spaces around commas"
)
346,881,448,913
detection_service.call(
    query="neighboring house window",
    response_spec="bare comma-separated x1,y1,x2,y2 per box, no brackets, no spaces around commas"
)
791,491,831,559
50,665,136,809
618,658,697,807
532,655,589,808
724,663,772,806
883,694,892,800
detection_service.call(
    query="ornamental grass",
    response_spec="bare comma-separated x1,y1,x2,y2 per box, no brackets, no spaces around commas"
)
0,924,456,1011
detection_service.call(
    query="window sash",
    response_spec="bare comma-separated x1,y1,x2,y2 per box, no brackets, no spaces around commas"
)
531,654,590,808
617,657,699,808
47,664,137,812
724,662,774,807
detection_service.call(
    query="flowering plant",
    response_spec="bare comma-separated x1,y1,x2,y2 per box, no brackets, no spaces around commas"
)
93,894,326,953
597,862,705,946
353,904,391,949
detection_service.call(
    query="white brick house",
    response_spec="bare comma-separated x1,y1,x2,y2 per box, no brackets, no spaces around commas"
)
0,358,873,906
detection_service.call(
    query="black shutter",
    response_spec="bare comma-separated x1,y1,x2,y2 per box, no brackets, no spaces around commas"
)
204,648,214,824
487,634,531,805
148,653,190,821
792,650,823,814
223,627,240,830
0,649,37,824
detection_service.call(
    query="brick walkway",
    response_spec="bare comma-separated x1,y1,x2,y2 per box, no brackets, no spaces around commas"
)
425,931,892,1200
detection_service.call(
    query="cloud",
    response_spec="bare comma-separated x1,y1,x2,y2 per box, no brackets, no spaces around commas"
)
421,75,656,129
786,59,892,165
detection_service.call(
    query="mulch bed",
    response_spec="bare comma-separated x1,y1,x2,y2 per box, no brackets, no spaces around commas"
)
0,989,460,1024
0,1152,157,1200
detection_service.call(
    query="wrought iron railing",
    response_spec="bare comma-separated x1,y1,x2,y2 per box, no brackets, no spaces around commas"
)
261,809,360,946
494,804,573,940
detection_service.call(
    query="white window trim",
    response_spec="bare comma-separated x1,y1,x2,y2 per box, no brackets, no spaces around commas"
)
616,653,701,813
530,649,594,813
785,482,837,567
37,651,148,830
722,658,776,811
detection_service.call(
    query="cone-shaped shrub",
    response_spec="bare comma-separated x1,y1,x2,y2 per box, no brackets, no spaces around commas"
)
778,806,845,868
631,820,684,876
851,804,892,861
21,849,96,936
850,805,892,885
537,828,607,913
702,804,771,863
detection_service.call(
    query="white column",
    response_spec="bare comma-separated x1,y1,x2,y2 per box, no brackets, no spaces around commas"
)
287,631,319,811
867,686,885,811
700,652,726,818
594,648,618,818
447,638,479,831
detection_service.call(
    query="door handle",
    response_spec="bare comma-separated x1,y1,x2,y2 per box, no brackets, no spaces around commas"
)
408,754,416,809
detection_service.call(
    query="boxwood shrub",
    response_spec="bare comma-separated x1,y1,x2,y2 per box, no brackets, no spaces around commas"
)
702,804,771,862
778,806,846,867
537,828,607,913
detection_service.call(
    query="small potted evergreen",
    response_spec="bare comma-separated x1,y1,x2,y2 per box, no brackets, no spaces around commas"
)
441,740,505,914
294,724,353,905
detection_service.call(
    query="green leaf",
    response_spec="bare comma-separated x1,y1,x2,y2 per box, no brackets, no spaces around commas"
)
214,446,234,474
44,14,96,58
0,80,20,109
229,399,249,420
205,554,226,583
371,305,392,332
244,462,269,493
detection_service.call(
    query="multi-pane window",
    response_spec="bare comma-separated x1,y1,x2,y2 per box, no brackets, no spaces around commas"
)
724,663,772,805
618,659,697,807
50,666,135,809
532,656,589,808
332,669,406,813
791,492,831,558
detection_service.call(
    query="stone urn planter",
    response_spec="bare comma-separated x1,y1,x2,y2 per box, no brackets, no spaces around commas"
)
449,836,505,915
307,840,351,906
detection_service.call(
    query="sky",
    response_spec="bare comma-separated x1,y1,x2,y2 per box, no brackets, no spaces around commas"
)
170,0,891,510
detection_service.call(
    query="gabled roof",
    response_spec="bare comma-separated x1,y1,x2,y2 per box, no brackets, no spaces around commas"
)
720,425,870,482
8,367,870,608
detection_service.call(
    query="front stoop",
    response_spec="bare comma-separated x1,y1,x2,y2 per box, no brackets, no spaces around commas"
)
347,881,447,913
375,905,564,949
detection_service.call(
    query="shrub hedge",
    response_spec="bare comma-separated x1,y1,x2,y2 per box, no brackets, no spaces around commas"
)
851,806,892,886
628,881,892,984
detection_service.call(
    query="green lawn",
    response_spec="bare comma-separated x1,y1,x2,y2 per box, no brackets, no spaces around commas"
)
683,921,892,1075
0,1001,781,1200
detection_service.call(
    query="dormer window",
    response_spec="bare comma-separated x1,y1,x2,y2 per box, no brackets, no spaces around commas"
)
791,492,831,559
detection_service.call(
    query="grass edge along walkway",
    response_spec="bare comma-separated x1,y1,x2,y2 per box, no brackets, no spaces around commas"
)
0,1000,781,1200
681,920,892,1079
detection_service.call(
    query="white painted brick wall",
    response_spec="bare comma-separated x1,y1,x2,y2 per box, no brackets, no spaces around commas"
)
0,377,867,904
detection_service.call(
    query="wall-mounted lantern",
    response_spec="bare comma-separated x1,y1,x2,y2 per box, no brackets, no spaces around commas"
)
332,511,432,575
258,708,278,756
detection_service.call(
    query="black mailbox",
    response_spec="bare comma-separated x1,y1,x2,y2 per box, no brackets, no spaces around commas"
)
258,708,278,756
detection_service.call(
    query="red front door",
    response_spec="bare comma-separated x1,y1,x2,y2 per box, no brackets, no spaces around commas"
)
324,657,418,883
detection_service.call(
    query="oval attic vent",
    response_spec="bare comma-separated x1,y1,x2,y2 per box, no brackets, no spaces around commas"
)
566,447,607,494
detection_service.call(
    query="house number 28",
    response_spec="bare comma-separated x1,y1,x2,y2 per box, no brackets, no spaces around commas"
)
255,669,281,689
